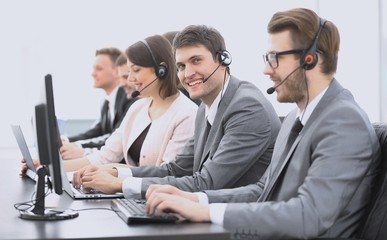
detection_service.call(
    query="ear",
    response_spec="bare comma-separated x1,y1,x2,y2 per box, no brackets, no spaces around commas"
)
112,66,120,78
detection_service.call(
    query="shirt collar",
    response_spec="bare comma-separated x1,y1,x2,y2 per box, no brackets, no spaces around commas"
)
106,86,119,102
205,75,230,125
297,86,329,125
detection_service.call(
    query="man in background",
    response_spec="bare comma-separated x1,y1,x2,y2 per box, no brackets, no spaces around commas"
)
60,48,136,160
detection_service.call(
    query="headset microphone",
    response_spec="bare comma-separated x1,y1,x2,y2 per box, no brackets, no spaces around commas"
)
266,65,303,94
202,64,222,84
131,77,158,99
131,91,140,99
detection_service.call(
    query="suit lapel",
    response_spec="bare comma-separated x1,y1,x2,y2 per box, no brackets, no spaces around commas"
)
261,112,302,201
197,77,239,170
112,88,125,126
124,99,152,153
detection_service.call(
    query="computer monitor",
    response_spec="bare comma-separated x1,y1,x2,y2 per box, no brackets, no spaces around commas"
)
18,75,78,220
41,74,63,194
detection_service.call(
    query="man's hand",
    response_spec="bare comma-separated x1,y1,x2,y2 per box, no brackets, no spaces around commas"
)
72,165,97,189
60,142,85,160
146,184,199,202
20,158,40,177
145,185,210,222
72,165,122,194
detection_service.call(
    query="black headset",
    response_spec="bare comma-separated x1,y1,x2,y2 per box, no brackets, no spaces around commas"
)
217,50,232,66
140,40,168,79
300,18,327,70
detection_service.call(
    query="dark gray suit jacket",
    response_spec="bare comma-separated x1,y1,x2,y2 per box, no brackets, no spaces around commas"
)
130,76,281,198
205,79,381,239
68,87,136,149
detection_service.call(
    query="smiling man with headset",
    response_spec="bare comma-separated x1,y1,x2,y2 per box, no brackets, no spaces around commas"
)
144,8,381,239
71,25,281,198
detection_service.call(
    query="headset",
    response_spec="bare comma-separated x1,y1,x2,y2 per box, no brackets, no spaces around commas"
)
300,18,327,70
217,50,232,66
140,39,168,79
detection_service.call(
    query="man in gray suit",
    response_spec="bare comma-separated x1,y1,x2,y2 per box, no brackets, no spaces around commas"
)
72,25,281,198
145,8,381,239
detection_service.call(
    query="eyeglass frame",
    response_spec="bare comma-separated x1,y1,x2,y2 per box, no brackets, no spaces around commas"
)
262,49,304,69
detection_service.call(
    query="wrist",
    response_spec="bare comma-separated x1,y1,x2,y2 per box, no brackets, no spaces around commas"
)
114,179,123,193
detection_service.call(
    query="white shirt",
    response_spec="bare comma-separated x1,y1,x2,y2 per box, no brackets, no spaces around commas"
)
203,85,329,226
119,77,230,199
106,86,119,126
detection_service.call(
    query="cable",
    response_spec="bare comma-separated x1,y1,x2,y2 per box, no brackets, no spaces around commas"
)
217,69,228,108
300,70,309,123
13,186,51,211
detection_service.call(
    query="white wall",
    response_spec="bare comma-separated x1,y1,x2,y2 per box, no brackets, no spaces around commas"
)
0,0,382,147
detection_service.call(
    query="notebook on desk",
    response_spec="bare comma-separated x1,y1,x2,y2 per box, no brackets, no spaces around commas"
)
10,125,37,181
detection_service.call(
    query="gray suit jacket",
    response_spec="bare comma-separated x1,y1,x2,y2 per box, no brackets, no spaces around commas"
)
130,76,281,198
205,79,381,239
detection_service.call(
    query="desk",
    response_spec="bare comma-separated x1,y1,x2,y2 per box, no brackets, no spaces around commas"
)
0,147,230,240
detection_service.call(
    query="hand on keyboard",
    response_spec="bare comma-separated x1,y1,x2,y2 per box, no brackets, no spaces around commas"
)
111,199,179,224
145,185,211,222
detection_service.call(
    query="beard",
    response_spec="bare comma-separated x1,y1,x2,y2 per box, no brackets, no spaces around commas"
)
277,69,307,103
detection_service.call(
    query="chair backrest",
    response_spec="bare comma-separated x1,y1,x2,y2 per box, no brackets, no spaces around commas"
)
357,122,387,240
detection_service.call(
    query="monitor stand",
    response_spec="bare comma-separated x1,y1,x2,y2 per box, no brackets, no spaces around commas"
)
19,166,79,220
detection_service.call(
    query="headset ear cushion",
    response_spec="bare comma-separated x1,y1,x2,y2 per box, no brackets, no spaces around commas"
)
157,65,168,79
218,50,232,66
300,17,326,70
301,52,318,70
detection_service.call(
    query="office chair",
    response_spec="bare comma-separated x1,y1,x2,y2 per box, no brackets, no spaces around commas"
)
356,122,387,240
315,122,387,240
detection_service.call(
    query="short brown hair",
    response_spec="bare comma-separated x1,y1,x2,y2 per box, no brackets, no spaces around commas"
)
95,47,122,67
162,31,179,45
125,35,179,99
115,53,127,67
268,8,340,75
173,25,226,63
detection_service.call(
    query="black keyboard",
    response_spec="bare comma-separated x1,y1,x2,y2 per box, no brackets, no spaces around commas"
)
111,199,179,224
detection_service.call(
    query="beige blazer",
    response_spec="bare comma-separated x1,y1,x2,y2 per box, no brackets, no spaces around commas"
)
87,92,197,166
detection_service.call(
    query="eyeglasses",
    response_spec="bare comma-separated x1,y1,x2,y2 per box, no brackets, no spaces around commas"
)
263,49,304,69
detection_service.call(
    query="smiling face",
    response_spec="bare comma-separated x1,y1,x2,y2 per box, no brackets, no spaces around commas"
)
127,59,159,98
175,44,225,106
263,30,307,104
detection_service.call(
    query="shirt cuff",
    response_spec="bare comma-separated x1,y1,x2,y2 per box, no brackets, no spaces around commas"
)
117,167,133,179
122,177,142,199
195,192,209,204
83,148,92,156
209,203,227,226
